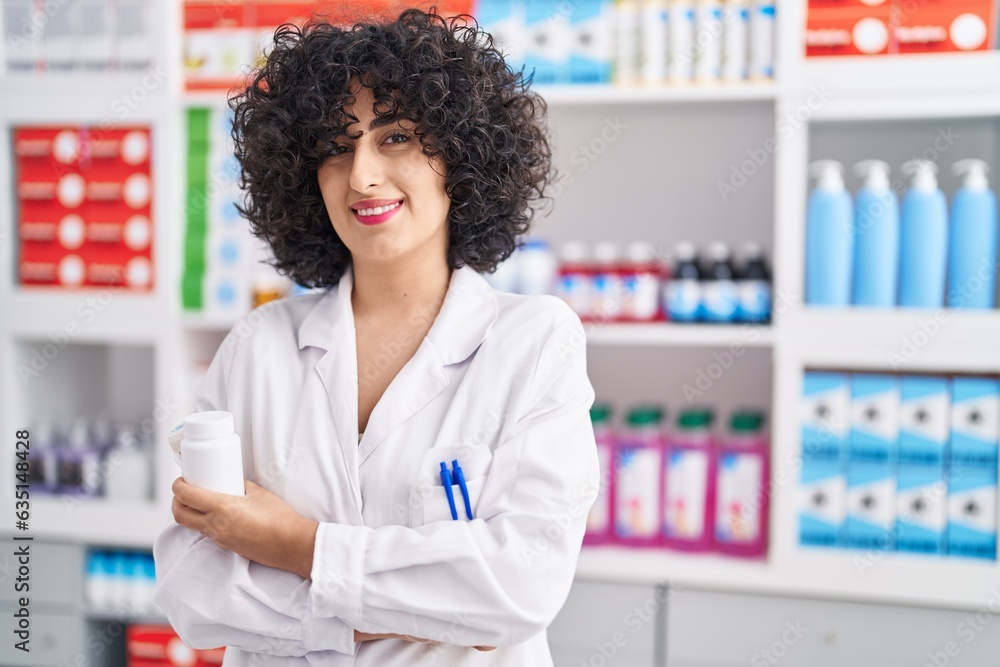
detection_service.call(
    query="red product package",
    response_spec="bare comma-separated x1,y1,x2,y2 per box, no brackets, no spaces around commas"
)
126,624,226,667
806,4,898,56
808,0,893,7
896,0,995,53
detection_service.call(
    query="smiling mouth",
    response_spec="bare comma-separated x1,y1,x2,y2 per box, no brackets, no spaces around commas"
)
352,200,402,217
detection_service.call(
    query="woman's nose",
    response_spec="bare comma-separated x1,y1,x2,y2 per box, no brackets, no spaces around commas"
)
348,140,385,192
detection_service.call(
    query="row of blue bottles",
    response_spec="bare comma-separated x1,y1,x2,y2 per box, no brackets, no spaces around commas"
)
806,158,998,309
86,550,157,613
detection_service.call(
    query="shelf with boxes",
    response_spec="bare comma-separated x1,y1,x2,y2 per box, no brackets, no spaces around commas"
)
797,371,998,562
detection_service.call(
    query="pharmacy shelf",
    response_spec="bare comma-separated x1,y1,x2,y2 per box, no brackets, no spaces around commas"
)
536,81,778,106
1,290,170,343
86,609,169,625
780,308,1000,373
585,322,774,347
576,546,1000,613
796,51,1000,100
1,497,171,549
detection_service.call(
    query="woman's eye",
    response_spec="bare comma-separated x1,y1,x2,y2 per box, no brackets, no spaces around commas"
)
328,144,349,156
385,132,410,145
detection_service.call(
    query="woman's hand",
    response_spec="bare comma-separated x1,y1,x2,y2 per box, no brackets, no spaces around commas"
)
171,477,318,579
173,477,497,652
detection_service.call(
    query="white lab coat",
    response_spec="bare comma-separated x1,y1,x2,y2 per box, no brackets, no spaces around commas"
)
153,263,599,666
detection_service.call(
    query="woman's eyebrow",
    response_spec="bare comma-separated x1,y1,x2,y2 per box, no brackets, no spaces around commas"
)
344,112,406,137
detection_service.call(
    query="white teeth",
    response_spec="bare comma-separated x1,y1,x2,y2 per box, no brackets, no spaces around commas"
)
356,201,401,217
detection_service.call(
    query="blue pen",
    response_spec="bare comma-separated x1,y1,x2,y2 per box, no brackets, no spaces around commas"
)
439,462,459,520
452,459,474,520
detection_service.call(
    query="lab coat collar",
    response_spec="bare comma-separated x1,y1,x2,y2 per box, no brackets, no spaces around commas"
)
297,263,498,485
297,263,499,363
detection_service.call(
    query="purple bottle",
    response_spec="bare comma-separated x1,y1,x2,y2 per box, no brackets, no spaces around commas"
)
662,409,716,551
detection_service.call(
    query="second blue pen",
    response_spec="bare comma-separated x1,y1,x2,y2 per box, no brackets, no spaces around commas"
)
439,461,459,520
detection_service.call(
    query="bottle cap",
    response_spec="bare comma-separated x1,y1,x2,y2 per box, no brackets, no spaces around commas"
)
952,159,989,192
560,241,588,263
674,242,697,261
902,159,938,192
809,160,845,192
183,411,235,440
742,242,762,261
590,404,613,424
167,423,185,455
521,238,550,251
730,410,765,433
707,242,730,262
67,418,91,450
593,242,619,263
678,409,714,430
626,242,656,263
626,406,665,426
853,159,891,192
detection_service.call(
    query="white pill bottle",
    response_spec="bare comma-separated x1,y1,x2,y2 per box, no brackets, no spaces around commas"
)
179,411,245,496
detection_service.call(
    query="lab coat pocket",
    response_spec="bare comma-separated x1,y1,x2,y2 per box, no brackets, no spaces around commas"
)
408,445,493,527
409,476,488,526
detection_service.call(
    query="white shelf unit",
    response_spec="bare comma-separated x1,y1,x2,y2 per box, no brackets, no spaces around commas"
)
0,0,996,625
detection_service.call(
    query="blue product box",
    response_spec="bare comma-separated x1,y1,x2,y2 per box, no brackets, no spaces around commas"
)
899,376,950,467
799,457,846,548
524,0,569,85
950,377,999,470
947,465,998,561
569,0,612,84
801,372,850,461
895,464,947,555
846,460,896,550
475,0,526,73
850,374,900,463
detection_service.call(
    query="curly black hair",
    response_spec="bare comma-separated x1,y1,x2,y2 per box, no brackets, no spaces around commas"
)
229,7,555,288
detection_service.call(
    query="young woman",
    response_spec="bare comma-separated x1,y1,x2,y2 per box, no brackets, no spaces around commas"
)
154,8,599,666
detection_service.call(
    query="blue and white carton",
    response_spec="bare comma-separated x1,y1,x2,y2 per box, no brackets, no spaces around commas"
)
847,460,896,550
524,0,570,85
569,0,612,84
895,464,947,555
799,457,846,548
850,374,900,463
947,465,998,561
950,377,999,470
899,375,950,467
474,0,528,73
801,372,850,461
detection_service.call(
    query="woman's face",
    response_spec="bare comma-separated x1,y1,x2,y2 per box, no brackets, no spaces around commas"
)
317,86,451,268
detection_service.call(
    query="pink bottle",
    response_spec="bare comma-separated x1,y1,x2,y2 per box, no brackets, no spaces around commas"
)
713,410,769,557
662,408,716,551
612,406,666,547
584,404,615,545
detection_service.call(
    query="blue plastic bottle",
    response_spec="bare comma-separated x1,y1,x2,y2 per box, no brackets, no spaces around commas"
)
806,160,853,306
852,160,899,307
947,159,998,309
899,160,948,308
